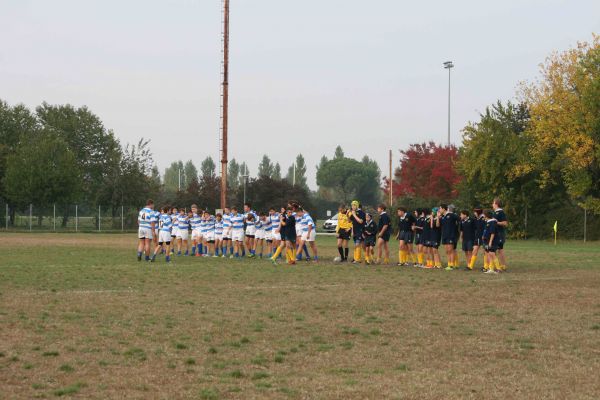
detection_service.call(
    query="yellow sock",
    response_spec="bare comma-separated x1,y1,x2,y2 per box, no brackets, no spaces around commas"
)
384,257,389,264
272,246,283,260
410,253,416,263
288,249,296,262
469,256,476,269
417,253,424,265
500,264,507,271
357,248,363,262
494,259,500,269
483,258,488,270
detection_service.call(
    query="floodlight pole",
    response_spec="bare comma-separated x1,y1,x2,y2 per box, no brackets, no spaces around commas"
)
443,61,454,146
220,0,230,209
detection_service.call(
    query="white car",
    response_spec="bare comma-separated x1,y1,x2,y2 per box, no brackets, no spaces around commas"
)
322,214,338,232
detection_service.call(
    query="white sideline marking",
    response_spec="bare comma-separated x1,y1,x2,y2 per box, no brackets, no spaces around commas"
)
243,284,341,290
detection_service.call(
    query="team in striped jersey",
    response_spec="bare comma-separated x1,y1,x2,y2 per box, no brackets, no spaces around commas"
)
136,200,318,264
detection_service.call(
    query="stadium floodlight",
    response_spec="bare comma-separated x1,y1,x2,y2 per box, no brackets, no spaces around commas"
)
443,61,454,146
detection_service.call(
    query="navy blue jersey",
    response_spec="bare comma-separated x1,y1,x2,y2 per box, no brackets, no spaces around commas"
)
494,208,507,237
474,215,486,240
482,219,499,245
415,216,425,234
441,212,459,239
363,219,377,237
460,217,476,242
281,215,296,239
422,216,432,242
350,209,366,235
378,212,391,233
398,213,416,232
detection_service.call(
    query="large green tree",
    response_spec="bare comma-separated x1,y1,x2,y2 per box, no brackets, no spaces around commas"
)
316,153,381,206
184,160,198,186
257,155,274,178
201,156,216,179
286,154,308,190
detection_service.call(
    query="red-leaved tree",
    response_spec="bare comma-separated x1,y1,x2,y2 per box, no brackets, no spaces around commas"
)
383,142,462,202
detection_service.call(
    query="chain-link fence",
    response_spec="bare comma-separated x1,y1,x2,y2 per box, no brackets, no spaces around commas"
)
1,203,141,232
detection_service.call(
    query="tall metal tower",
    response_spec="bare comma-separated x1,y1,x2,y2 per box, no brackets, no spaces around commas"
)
219,0,230,209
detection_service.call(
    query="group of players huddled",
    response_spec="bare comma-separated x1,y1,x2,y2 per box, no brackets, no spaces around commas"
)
137,197,508,273
136,200,318,265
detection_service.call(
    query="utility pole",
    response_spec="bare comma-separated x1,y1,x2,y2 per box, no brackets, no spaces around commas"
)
292,162,296,186
220,0,230,209
443,61,454,146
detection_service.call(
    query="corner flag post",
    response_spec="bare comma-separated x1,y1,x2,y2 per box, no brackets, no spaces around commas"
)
553,221,558,245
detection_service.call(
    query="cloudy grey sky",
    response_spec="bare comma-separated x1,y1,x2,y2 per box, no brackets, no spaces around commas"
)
1,0,599,188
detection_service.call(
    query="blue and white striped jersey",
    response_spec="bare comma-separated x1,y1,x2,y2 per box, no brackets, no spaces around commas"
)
264,217,273,232
205,216,215,233
190,213,201,230
153,211,161,229
159,213,172,232
215,220,224,235
138,207,156,228
301,213,315,232
255,219,265,231
244,210,257,227
171,213,179,228
231,213,244,230
223,213,232,228
269,213,280,230
177,214,190,230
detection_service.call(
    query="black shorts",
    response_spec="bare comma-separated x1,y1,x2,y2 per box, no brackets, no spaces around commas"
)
353,235,364,243
246,235,255,239
426,240,440,248
364,236,376,247
497,239,505,250
442,237,457,246
379,232,390,242
462,240,474,252
399,231,414,243
474,237,484,247
283,235,296,243
415,233,422,245
484,244,497,253
337,229,351,240
159,241,171,245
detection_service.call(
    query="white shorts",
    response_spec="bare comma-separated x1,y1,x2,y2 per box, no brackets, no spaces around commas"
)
177,229,189,241
264,231,273,241
215,233,223,242
159,230,172,244
223,228,232,240
255,229,266,240
138,227,153,239
232,229,244,242
245,225,256,236
301,230,316,242
295,226,303,237
171,226,179,237
272,231,281,241
192,229,202,240
204,231,215,242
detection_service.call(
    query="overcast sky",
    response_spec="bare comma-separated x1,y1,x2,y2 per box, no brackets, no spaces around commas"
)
1,0,599,188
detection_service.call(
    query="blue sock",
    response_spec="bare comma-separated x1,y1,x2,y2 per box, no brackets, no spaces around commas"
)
235,252,239,258
191,246,196,255
230,246,234,254
151,254,156,261
251,249,255,255
222,246,227,255
145,255,150,261
177,251,181,256
303,244,310,258
166,255,170,262
242,249,246,256
215,247,219,255
137,251,142,257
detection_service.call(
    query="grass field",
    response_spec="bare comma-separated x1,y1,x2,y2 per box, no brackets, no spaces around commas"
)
0,233,599,399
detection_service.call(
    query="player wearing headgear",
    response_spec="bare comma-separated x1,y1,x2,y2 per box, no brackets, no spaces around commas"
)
492,198,508,271
296,208,318,262
459,209,476,270
375,204,391,264
230,206,244,258
396,206,416,266
470,208,486,270
137,199,156,262
152,206,172,263
362,212,377,265
349,200,366,263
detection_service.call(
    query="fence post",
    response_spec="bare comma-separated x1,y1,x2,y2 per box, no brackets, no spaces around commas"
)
29,204,32,231
98,205,101,232
121,205,124,231
53,204,56,232
75,205,78,232
5,204,7,230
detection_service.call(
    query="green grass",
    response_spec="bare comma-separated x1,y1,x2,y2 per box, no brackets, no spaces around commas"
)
0,233,599,399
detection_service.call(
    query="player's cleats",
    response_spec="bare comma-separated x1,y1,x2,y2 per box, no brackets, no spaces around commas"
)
137,254,142,261
271,258,278,265
444,266,453,271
